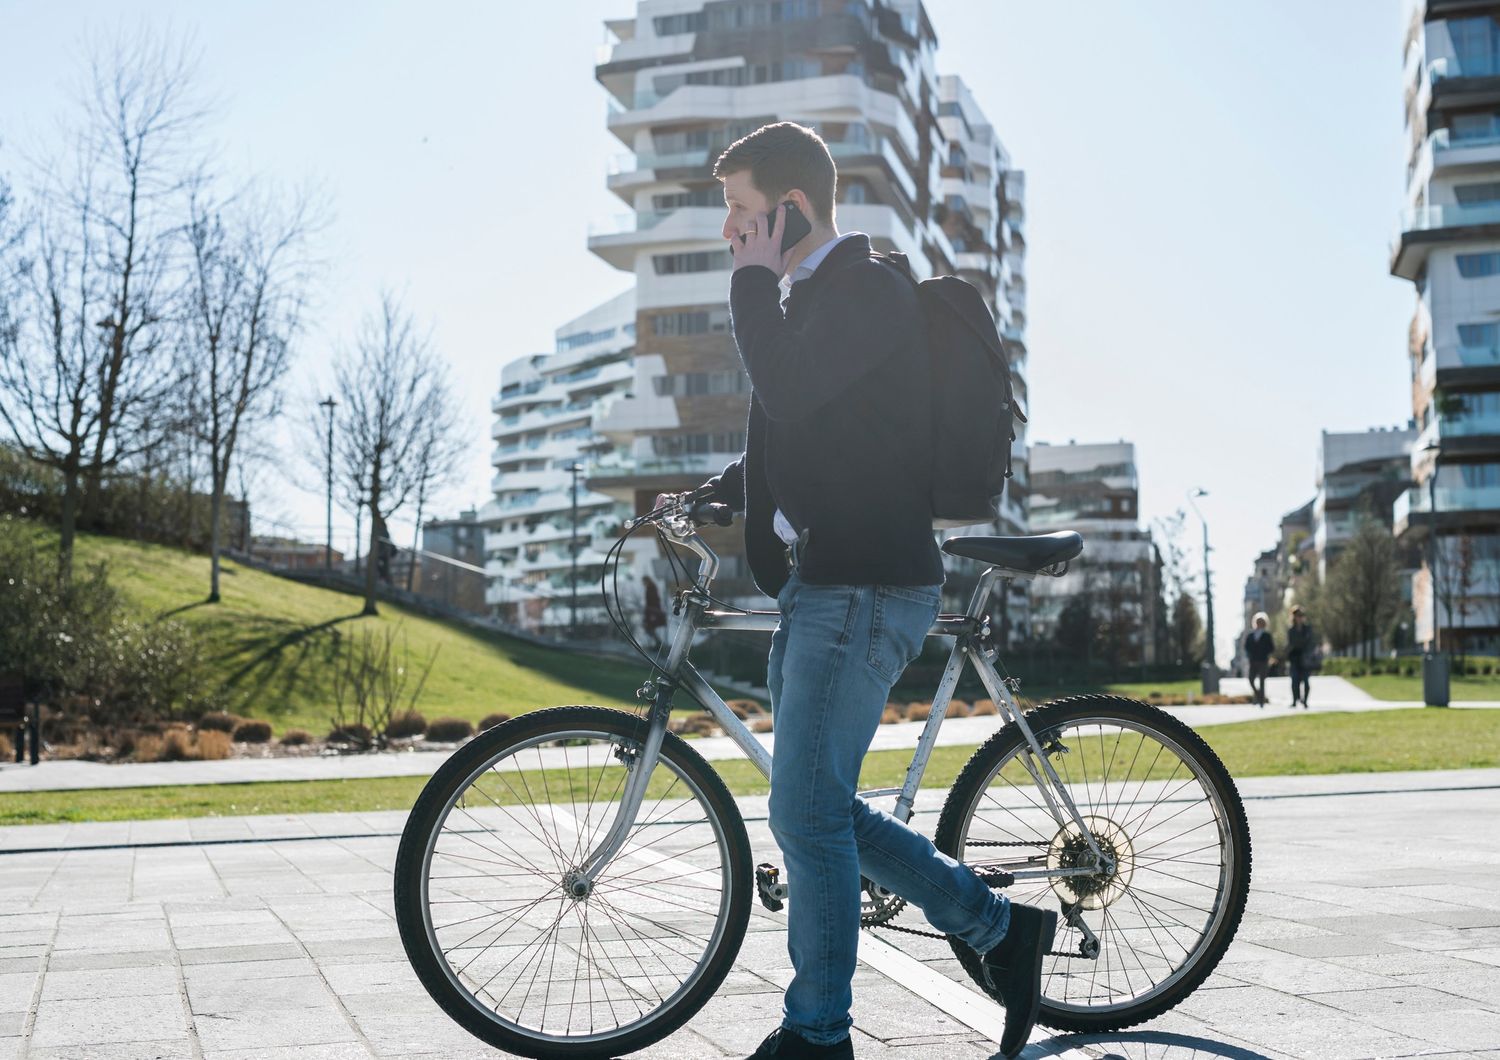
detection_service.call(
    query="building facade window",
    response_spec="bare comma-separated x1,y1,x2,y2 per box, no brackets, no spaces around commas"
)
653,250,733,274
1458,322,1500,355
1449,15,1500,75
652,11,706,35
651,432,746,455
1452,112,1500,140
652,371,749,396
652,188,723,211
556,326,616,351
649,309,730,336
1455,181,1500,205
1456,252,1500,277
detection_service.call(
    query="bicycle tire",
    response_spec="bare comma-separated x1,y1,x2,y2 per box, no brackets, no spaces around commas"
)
394,705,753,1059
934,695,1252,1033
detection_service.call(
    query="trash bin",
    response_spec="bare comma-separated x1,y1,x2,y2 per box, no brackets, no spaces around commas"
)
1200,663,1220,695
1422,652,1450,707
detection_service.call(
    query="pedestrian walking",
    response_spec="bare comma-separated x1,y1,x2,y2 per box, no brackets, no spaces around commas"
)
1243,612,1274,707
673,121,1051,1060
641,575,667,649
1286,605,1316,708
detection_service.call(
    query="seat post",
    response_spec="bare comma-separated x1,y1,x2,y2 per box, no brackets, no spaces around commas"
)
965,567,1004,621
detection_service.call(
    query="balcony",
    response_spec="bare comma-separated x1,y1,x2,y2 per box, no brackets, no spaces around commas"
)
1425,128,1500,179
1395,483,1500,536
1391,201,1500,279
587,207,726,271
1426,54,1500,122
605,148,715,199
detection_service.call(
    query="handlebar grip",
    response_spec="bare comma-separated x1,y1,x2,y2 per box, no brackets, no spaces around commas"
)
688,501,735,527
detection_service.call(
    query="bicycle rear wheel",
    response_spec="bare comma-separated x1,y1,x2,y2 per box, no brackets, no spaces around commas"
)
934,695,1251,1033
394,705,752,1059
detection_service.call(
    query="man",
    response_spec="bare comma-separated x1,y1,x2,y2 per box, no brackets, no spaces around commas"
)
1243,612,1274,707
673,122,1054,1060
1286,605,1316,708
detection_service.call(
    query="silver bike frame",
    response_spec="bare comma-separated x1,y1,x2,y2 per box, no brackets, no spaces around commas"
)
576,517,1109,889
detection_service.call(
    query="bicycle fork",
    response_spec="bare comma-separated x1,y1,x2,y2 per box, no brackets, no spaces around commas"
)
569,678,674,895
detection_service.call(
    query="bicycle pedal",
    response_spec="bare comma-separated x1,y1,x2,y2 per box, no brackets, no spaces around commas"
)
755,862,787,912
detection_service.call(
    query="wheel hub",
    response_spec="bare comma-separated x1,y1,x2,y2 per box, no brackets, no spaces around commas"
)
561,870,592,900
1047,815,1135,910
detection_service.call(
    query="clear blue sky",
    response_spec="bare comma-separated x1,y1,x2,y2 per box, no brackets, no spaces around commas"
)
1,1,1413,662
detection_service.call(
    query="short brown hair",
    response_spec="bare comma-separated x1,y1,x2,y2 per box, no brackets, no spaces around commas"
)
713,122,836,225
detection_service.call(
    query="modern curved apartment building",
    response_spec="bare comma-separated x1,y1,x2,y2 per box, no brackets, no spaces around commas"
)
483,0,1031,633
1393,0,1500,653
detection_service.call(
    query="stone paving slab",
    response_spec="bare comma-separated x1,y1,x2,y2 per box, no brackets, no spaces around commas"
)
6,674,1496,794
0,773,1496,1057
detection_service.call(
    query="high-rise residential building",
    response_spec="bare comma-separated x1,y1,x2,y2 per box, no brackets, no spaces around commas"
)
1026,441,1163,664
585,0,1030,610
1313,426,1417,579
479,291,638,632
1392,0,1500,652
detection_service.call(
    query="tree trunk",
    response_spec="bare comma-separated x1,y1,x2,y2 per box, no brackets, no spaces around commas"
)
407,490,424,593
58,456,81,585
207,470,224,603
363,504,382,617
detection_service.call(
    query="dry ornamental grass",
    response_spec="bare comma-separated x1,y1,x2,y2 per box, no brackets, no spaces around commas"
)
231,721,273,744
479,712,512,731
278,729,314,747
425,717,475,743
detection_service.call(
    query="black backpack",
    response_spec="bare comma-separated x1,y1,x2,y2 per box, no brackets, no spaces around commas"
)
873,251,1026,527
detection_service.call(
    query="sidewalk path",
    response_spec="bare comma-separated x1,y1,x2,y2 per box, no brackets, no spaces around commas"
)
3,674,1495,794
0,769,1497,1058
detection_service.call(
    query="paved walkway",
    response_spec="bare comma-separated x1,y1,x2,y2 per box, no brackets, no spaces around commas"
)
6,676,1495,795
0,768,1498,1058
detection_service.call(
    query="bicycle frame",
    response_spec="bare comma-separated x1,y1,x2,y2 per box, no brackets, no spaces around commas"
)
576,521,1112,891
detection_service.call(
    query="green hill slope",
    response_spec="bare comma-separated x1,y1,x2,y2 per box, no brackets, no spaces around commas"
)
54,529,669,735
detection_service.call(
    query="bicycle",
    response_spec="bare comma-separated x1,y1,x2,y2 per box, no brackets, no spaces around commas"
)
394,494,1253,1059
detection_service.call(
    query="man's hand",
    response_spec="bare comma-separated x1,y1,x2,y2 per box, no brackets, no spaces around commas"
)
731,204,794,278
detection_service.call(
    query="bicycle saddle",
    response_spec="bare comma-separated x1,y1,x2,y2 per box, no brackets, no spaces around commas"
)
940,531,1083,574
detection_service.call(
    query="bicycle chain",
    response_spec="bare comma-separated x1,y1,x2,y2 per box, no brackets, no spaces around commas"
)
862,850,1079,959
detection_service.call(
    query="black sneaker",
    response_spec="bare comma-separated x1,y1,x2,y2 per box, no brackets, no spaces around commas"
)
980,902,1058,1058
746,1027,854,1059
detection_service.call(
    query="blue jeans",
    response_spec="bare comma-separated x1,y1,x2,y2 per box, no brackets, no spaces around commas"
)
767,572,1011,1045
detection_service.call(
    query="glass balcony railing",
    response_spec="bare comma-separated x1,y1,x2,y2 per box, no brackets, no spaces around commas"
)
1397,484,1500,520
1401,201,1500,233
1430,55,1500,82
1451,343,1500,367
1438,409,1500,437
590,454,735,479
608,149,713,175
588,207,721,237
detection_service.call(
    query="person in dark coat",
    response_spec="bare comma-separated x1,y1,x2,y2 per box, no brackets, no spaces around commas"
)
1243,612,1275,707
1286,605,1316,708
641,576,667,649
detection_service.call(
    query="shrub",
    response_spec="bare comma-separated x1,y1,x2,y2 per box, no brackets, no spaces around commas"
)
905,701,932,722
947,700,971,718
198,712,243,734
328,623,440,751
752,717,773,733
279,728,315,747
971,699,997,716
881,704,904,725
232,720,273,744
725,698,763,718
134,729,232,762
478,712,511,731
426,717,475,743
327,723,374,748
386,711,428,739
196,730,232,760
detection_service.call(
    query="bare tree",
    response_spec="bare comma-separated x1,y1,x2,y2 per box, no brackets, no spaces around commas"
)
404,414,467,592
1432,531,1477,666
333,295,458,616
179,186,316,601
1322,517,1402,663
0,32,202,580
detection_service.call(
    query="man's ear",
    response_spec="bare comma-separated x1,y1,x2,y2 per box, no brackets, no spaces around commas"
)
784,188,813,218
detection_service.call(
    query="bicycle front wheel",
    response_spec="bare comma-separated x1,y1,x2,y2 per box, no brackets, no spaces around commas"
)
934,695,1252,1033
394,705,753,1059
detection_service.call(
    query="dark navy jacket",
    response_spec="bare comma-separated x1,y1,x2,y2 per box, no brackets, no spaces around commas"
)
703,233,943,598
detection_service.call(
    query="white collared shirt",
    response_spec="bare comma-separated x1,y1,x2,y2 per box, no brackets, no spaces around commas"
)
772,231,864,544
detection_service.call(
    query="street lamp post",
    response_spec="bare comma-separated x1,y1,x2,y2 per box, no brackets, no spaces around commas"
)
318,396,336,570
567,463,583,636
1188,488,1212,671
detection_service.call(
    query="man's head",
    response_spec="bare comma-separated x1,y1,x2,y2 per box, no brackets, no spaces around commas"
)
1253,612,1268,631
714,121,836,244
1291,606,1305,625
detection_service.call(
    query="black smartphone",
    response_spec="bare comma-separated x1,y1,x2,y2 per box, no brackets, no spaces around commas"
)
742,200,812,252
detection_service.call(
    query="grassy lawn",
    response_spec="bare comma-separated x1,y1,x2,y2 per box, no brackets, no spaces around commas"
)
55,529,673,734
1345,673,1500,702
5,708,1496,827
